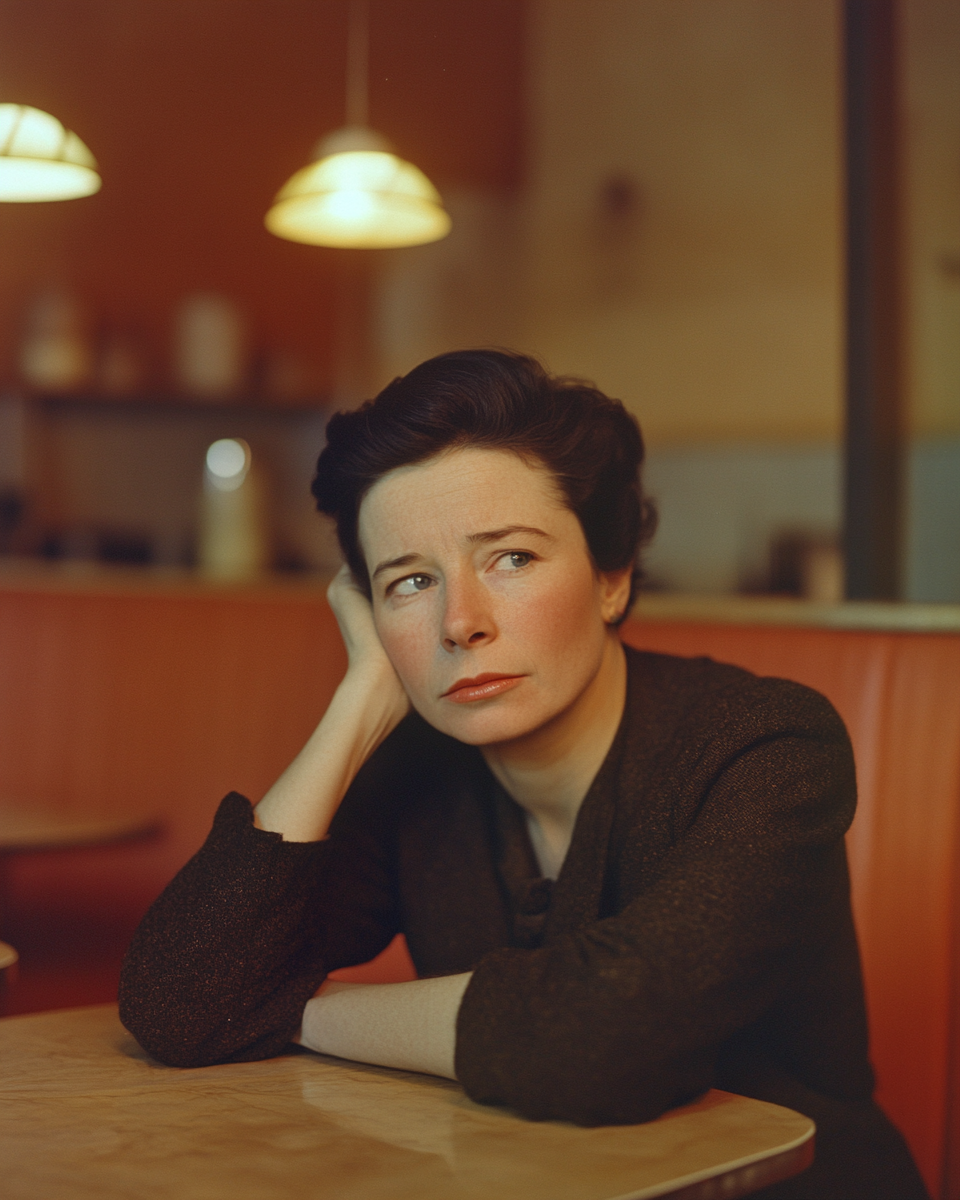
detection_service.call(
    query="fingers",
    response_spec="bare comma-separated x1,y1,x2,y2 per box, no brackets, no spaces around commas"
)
327,565,402,693
326,562,362,605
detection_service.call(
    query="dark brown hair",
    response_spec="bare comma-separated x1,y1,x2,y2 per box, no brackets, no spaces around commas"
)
312,350,657,620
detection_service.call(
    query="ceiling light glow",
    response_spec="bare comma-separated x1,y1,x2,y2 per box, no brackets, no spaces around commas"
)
0,104,101,202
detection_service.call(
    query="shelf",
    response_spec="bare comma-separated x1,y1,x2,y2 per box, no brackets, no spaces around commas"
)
633,592,960,633
30,393,330,419
2,561,958,632
0,559,334,601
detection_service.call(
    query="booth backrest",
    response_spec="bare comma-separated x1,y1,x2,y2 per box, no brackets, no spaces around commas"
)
618,616,960,1200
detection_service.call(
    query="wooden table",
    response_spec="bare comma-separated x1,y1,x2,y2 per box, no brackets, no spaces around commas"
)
0,1005,814,1200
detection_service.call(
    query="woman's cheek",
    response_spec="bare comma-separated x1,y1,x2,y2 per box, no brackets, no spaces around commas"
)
513,594,575,644
376,609,434,695
511,570,598,647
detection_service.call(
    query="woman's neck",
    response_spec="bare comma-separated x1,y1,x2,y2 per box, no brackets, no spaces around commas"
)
481,633,627,879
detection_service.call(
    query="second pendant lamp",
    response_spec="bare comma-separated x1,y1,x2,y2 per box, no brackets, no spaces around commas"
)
0,104,100,202
265,0,450,249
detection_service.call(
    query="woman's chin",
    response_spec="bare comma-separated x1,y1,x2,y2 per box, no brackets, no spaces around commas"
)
415,696,549,748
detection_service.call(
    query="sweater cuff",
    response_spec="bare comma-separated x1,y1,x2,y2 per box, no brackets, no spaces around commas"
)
209,790,330,854
455,947,532,1110
187,792,335,912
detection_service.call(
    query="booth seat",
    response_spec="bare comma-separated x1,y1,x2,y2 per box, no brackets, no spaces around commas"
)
0,568,957,1197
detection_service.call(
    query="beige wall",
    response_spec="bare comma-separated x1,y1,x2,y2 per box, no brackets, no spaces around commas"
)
377,0,958,448
519,0,844,445
376,0,845,446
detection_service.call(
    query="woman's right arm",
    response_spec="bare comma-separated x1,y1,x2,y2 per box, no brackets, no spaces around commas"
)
119,568,411,1066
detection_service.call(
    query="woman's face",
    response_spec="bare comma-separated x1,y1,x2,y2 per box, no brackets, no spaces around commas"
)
357,447,630,748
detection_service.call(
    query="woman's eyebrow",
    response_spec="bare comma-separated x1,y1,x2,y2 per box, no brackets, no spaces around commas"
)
371,552,421,582
467,525,555,544
372,527,554,581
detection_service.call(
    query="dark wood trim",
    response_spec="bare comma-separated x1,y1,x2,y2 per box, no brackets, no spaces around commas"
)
843,0,905,599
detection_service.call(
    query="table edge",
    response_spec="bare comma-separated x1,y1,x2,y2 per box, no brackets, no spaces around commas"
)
611,1130,815,1200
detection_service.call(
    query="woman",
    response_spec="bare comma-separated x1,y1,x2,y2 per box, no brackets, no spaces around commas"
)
121,350,927,1199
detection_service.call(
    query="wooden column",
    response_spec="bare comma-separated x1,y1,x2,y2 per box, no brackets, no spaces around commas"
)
843,0,905,599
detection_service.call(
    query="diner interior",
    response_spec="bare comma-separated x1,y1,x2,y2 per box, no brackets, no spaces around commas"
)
0,2,958,1198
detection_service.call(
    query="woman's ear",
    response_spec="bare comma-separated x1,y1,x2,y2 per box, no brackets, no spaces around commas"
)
599,568,633,624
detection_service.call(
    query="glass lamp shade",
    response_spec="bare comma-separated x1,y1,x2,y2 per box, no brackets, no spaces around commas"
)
265,127,450,249
0,104,101,202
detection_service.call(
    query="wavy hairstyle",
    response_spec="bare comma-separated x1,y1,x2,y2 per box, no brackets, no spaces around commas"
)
311,350,657,621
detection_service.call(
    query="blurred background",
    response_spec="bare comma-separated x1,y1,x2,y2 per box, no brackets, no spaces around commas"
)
0,0,956,599
1,10,958,1187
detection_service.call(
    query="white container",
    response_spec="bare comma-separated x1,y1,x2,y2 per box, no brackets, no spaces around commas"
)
197,438,269,579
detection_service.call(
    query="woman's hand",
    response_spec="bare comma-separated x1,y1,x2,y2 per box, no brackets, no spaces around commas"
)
326,566,409,728
253,567,410,842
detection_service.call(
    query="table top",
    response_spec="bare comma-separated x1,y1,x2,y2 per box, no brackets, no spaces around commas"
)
0,1005,814,1200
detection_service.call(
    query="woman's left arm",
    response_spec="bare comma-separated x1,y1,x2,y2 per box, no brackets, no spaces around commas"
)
299,679,856,1111
452,679,863,1125
299,973,472,1079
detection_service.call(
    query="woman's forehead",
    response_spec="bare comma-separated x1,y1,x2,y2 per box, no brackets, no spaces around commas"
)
363,447,560,507
358,447,571,551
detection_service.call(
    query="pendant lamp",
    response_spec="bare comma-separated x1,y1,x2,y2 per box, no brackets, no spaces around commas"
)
265,0,450,249
0,104,100,202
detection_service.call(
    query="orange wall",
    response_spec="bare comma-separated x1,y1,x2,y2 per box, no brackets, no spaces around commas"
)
0,0,525,392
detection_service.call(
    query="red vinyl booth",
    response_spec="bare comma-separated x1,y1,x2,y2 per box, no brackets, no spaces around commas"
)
619,610,960,1200
1,575,957,1196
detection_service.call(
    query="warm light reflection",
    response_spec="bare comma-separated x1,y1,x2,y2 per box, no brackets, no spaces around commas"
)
205,439,250,491
0,104,101,202
265,143,450,249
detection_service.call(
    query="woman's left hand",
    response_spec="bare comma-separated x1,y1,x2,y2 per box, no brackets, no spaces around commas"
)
298,973,472,1080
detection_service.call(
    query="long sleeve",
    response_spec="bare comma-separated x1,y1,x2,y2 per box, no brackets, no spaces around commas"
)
119,719,415,1066
454,668,867,1126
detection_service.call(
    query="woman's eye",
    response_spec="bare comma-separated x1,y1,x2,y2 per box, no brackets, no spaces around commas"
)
496,551,534,571
392,574,434,596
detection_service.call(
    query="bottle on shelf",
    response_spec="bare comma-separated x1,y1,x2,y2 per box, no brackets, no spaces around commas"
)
197,438,270,580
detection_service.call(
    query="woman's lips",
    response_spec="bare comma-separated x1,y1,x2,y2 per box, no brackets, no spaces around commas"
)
442,674,524,703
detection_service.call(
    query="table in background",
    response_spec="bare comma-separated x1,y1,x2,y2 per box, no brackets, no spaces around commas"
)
0,808,160,856
0,1005,813,1200
0,809,161,1014
0,806,159,921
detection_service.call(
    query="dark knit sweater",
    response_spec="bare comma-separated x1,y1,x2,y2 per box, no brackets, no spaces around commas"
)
119,647,928,1199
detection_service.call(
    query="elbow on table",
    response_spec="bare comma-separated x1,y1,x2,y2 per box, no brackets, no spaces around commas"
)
118,991,292,1069
118,1001,221,1068
462,1048,714,1128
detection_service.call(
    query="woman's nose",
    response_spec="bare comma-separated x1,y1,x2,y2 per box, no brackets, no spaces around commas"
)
440,575,496,651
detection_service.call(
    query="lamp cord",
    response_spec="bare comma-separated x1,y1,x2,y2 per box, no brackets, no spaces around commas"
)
346,0,370,128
